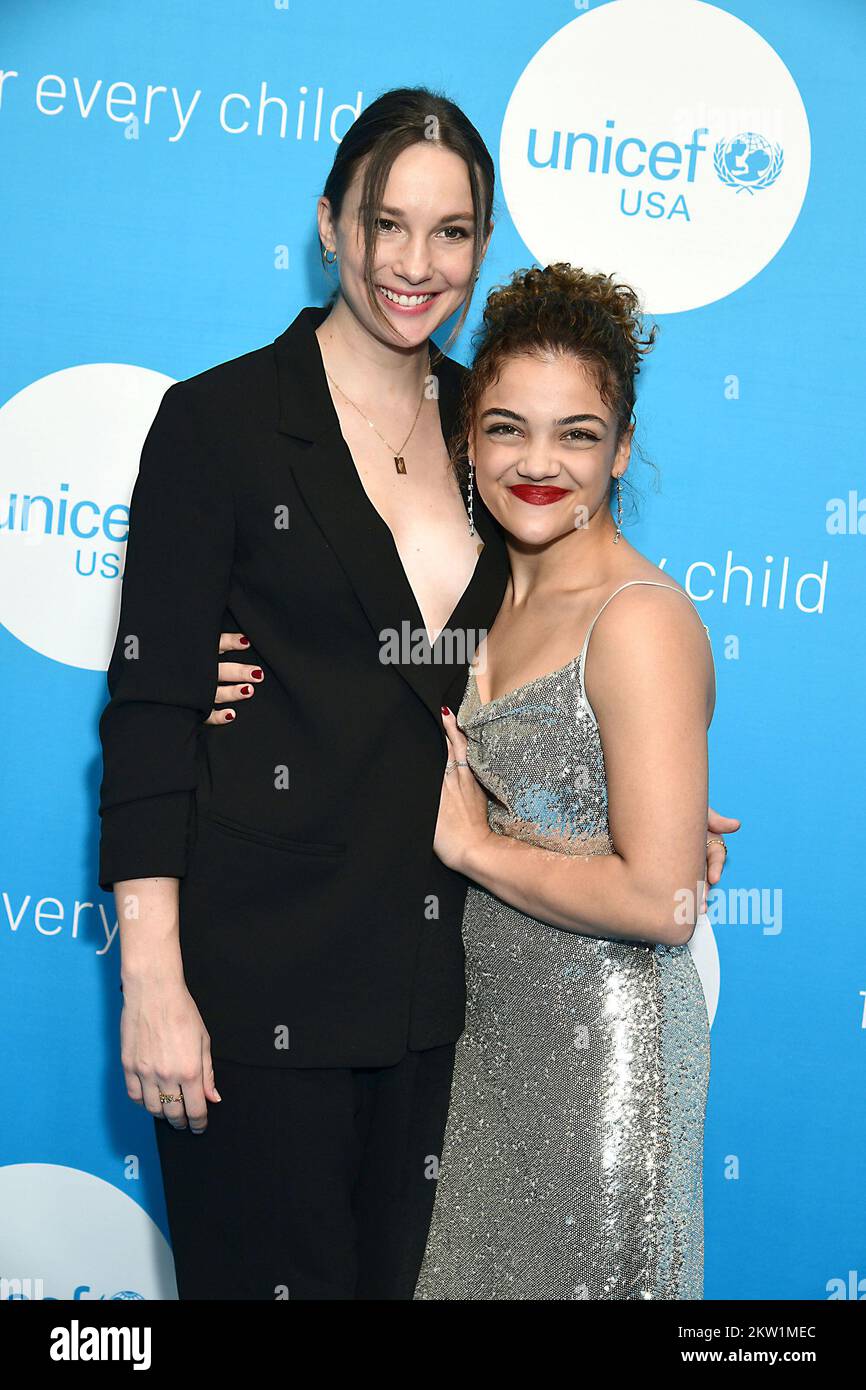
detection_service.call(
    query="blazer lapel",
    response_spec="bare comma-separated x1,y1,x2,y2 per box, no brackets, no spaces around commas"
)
273,305,505,725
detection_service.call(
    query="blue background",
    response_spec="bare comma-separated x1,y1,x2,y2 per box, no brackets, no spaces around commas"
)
1,0,863,1300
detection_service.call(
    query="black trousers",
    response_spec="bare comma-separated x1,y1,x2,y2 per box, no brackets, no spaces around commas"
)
153,1042,456,1299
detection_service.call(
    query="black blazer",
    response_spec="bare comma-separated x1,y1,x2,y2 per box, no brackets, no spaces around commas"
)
98,304,509,1067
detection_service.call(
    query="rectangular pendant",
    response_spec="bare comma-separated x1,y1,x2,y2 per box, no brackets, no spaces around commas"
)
394,456,407,474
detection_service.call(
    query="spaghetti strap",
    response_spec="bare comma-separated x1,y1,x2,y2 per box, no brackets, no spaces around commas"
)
577,579,713,719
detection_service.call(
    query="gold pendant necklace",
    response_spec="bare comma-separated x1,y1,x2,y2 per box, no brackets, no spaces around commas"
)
324,350,430,474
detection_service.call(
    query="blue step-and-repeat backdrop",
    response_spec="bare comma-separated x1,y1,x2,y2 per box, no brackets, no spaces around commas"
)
1,0,863,1301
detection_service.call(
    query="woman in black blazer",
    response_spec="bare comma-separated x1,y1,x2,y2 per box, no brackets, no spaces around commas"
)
98,87,512,1300
99,87,734,1300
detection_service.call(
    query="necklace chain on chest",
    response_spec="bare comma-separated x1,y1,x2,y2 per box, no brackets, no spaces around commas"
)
324,350,431,474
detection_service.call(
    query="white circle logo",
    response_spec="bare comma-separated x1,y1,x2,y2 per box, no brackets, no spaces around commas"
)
0,364,173,671
0,1164,177,1300
500,0,811,313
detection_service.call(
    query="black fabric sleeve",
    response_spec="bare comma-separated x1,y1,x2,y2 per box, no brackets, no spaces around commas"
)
97,382,235,891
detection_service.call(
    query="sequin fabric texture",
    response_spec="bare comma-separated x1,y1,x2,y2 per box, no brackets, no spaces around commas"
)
414,581,712,1301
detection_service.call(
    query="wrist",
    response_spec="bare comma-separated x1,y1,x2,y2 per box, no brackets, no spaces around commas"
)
120,948,185,993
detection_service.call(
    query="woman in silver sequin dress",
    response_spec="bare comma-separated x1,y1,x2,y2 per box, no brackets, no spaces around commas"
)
415,265,716,1301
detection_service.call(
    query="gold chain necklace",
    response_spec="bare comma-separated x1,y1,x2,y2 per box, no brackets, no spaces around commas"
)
323,350,430,474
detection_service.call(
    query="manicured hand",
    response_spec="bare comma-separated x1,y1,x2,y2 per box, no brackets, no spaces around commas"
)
205,631,264,725
433,706,493,873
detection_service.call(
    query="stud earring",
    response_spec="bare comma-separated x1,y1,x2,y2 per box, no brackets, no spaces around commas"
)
613,475,623,543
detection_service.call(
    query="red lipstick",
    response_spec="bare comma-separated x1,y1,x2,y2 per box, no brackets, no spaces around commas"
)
508,484,570,506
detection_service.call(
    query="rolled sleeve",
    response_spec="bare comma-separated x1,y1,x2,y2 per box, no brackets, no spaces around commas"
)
97,381,235,891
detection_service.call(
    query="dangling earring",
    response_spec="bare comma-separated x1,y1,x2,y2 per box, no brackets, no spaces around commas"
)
324,247,338,265
613,475,623,544
467,458,476,537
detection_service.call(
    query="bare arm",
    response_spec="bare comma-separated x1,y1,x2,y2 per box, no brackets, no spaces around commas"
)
435,586,714,947
115,877,183,987
115,876,217,1131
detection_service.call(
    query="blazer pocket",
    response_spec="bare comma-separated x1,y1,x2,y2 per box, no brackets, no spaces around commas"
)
202,810,345,858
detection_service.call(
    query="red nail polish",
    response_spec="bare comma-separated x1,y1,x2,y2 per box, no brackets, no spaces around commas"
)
251,668,263,680
239,636,250,646
241,686,251,695
225,710,236,721
441,706,451,715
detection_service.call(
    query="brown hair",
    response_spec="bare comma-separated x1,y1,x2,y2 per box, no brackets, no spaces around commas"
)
453,262,660,520
318,86,495,363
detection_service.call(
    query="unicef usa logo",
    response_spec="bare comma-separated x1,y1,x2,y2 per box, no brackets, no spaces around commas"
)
2,1277,145,1300
714,132,784,195
0,1165,177,1301
0,364,172,670
500,0,810,313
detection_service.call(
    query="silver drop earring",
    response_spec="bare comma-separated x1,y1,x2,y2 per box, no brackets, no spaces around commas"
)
613,475,623,543
467,458,475,537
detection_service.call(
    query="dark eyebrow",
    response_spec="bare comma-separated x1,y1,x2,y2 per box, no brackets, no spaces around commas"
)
480,408,608,427
379,205,475,222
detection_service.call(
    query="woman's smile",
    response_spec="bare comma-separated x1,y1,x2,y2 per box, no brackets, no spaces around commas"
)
375,283,443,315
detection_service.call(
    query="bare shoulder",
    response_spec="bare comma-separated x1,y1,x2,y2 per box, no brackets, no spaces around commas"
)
597,568,702,639
585,570,714,720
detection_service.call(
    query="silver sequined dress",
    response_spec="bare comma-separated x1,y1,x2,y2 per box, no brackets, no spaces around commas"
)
415,580,712,1301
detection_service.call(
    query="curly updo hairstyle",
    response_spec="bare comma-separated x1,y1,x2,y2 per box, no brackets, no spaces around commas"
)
452,262,660,524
